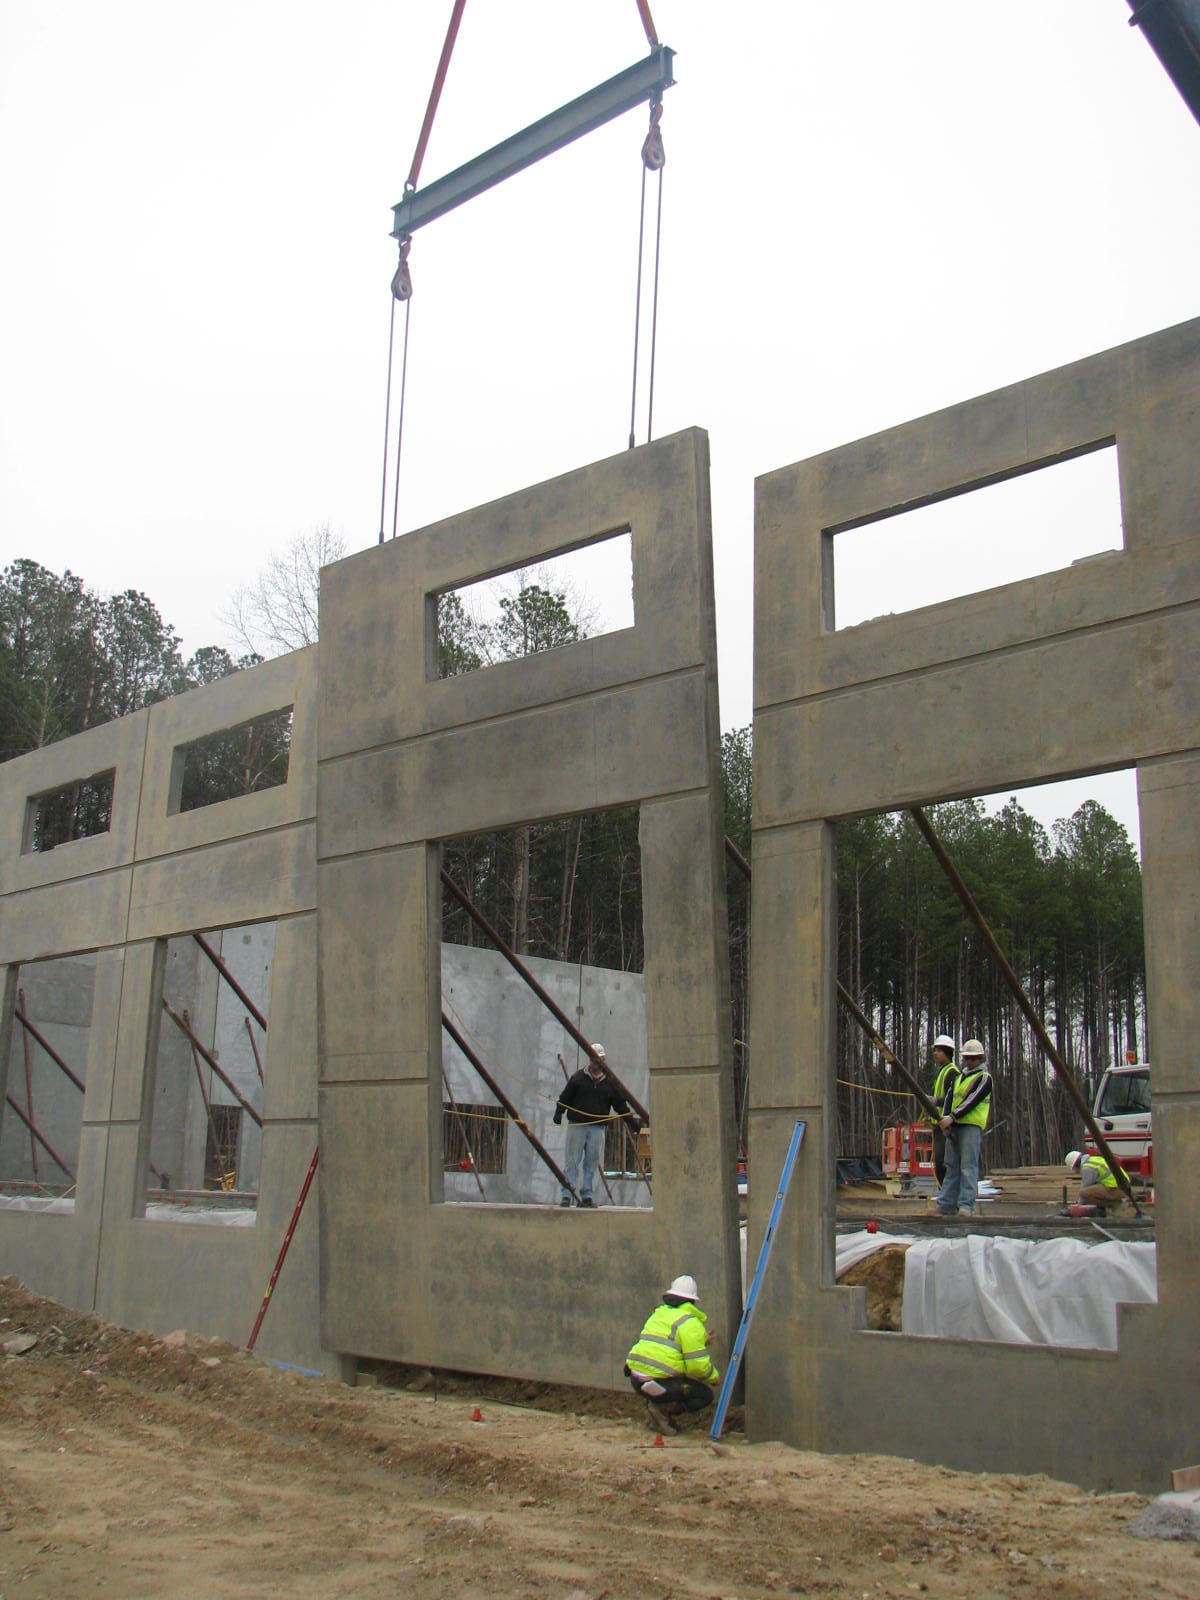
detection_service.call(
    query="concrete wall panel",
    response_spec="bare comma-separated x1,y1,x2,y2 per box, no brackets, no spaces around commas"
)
262,912,319,1122
750,316,1200,1490
0,712,147,896
126,824,315,941
0,658,326,1370
0,870,133,966
134,647,317,860
318,431,710,758
317,429,741,1385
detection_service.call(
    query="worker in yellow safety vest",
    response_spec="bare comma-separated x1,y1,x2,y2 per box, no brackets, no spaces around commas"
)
935,1039,992,1219
625,1274,720,1434
1067,1150,1130,1211
924,1034,959,1187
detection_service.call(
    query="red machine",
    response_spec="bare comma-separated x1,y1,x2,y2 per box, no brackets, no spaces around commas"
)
881,1122,936,1178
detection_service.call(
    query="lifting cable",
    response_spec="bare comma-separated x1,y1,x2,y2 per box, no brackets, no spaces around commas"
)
379,0,467,542
628,95,666,450
380,0,669,539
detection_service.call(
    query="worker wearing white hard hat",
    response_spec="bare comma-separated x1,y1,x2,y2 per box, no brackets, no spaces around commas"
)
925,1034,959,1187
553,1043,637,1209
935,1039,992,1219
625,1275,720,1434
1066,1149,1130,1211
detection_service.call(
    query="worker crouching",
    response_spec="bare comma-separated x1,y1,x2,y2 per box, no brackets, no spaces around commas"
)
625,1274,719,1434
1067,1149,1129,1211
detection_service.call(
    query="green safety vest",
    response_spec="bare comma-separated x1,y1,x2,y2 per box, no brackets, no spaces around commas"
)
949,1068,991,1130
627,1300,719,1385
931,1062,958,1119
1082,1154,1127,1189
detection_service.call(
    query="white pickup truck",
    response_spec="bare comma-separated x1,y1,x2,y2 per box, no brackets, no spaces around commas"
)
1085,1061,1152,1178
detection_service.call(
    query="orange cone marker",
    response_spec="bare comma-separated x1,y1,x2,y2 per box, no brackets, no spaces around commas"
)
471,1405,483,1422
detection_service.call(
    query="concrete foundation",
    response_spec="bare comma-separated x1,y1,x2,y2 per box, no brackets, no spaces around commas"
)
749,317,1200,1491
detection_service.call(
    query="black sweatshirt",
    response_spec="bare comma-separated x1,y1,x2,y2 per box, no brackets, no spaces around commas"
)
553,1068,631,1126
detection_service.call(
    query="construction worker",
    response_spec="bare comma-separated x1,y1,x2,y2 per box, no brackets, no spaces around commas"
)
1067,1149,1129,1211
553,1044,633,1208
935,1038,992,1218
925,1034,959,1187
625,1274,720,1433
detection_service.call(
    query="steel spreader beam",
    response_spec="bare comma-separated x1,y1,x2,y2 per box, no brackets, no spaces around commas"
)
392,45,675,238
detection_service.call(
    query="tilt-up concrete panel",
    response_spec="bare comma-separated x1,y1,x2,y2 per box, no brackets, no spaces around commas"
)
0,650,336,1375
749,317,1200,1491
316,429,741,1384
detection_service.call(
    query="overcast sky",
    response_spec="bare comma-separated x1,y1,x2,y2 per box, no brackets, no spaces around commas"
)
3,2,1198,847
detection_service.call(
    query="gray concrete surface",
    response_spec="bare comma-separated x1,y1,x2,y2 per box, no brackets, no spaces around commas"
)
749,316,1200,1491
316,428,741,1383
440,941,649,1207
0,648,333,1373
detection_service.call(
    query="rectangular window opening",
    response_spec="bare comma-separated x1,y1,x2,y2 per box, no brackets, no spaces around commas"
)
172,708,293,814
142,920,274,1224
433,530,634,680
829,443,1122,630
0,953,97,1209
438,801,651,1208
24,770,114,853
832,769,1152,1349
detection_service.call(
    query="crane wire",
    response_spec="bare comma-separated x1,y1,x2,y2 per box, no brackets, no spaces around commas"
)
628,97,666,449
377,297,397,545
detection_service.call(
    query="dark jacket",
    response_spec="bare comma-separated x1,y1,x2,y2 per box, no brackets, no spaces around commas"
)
554,1067,631,1126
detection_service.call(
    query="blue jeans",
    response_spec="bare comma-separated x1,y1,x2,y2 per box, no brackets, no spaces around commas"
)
937,1124,983,1214
562,1123,605,1202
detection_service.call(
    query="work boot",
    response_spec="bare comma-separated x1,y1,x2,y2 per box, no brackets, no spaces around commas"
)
560,1196,572,1208
646,1400,679,1434
579,1197,596,1208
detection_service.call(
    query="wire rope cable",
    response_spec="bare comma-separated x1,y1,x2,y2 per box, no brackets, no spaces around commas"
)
389,294,413,540
377,295,398,544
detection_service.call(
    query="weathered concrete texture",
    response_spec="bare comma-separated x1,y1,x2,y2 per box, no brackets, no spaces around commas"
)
0,651,334,1374
317,429,741,1384
441,942,650,1208
750,318,1200,1491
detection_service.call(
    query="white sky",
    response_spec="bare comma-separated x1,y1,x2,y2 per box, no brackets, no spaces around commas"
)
3,1,1198,851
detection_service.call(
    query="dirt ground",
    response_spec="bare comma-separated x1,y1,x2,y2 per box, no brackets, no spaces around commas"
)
1,1278,1195,1600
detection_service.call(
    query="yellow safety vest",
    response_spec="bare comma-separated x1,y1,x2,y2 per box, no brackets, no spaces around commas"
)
627,1301,719,1384
949,1068,991,1130
1082,1154,1127,1189
928,1062,958,1122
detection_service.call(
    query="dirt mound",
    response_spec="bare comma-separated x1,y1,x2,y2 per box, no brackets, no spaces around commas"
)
1,1277,1194,1600
836,1242,908,1329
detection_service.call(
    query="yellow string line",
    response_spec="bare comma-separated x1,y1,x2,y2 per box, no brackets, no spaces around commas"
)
836,1078,917,1099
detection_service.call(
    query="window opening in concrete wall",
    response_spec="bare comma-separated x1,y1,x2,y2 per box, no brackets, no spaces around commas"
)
443,1101,507,1175
439,801,651,1208
829,444,1122,630
0,952,96,1209
23,770,114,853
434,530,634,679
171,708,293,814
142,920,274,1223
832,770,1152,1349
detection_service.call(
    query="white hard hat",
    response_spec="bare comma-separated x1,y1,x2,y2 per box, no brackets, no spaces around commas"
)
1065,1151,1082,1171
666,1274,699,1301
961,1039,985,1058
592,1044,606,1058
933,1035,956,1051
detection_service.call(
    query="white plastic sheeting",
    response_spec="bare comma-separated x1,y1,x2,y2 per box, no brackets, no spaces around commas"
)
0,1195,255,1227
901,1234,1157,1349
